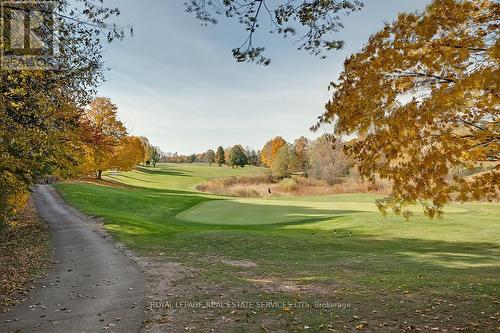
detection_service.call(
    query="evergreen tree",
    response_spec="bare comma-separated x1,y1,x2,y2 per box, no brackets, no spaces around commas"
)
229,145,248,168
215,146,225,166
248,150,260,166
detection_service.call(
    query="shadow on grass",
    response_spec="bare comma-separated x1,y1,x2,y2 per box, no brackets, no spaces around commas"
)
137,166,194,177
133,185,211,198
109,174,158,183
173,229,500,276
56,180,500,274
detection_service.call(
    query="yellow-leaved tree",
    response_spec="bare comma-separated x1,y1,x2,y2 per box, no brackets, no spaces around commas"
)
0,0,129,227
80,97,128,179
315,0,499,218
113,136,146,171
261,136,287,167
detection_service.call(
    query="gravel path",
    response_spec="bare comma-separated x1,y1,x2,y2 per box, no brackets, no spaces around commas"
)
0,185,144,333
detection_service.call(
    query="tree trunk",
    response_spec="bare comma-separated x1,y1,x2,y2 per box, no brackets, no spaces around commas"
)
97,170,102,180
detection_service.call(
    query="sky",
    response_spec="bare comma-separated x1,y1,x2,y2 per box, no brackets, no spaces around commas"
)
97,0,431,155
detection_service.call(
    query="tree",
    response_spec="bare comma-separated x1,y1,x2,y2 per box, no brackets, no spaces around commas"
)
205,149,216,165
261,136,287,167
229,145,249,168
224,147,232,165
139,137,152,165
307,135,351,184
0,0,127,226
314,0,499,217
271,145,292,178
137,138,162,167
216,146,225,166
149,146,162,167
112,136,146,171
248,150,261,166
1,99,82,224
81,98,127,179
185,0,363,65
292,136,309,173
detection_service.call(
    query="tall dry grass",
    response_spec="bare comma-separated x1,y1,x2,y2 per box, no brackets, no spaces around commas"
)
195,173,391,198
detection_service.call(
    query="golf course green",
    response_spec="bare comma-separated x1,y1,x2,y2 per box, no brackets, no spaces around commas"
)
55,163,500,331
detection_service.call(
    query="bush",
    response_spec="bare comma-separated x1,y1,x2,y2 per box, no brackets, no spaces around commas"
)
195,174,274,197
195,170,391,198
278,178,298,192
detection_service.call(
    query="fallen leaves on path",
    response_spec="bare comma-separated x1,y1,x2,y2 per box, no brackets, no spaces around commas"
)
0,196,50,312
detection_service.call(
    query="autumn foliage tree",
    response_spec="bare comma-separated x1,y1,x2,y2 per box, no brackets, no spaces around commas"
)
0,0,127,226
292,136,309,173
0,99,82,224
315,0,499,217
261,136,287,167
307,135,351,184
113,136,146,171
81,98,128,179
139,137,152,165
271,145,292,178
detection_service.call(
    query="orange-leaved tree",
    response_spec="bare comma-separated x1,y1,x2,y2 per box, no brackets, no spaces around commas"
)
261,136,287,167
80,97,128,179
314,0,499,218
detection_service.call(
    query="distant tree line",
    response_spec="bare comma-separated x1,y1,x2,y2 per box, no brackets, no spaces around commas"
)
160,134,353,185
163,145,262,168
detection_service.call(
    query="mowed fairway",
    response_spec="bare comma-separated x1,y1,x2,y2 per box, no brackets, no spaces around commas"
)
55,163,500,332
176,198,470,225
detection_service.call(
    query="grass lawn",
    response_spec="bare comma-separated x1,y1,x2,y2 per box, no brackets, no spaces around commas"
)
55,163,500,332
105,163,267,191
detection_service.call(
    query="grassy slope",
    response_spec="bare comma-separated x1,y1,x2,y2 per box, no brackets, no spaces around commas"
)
55,163,500,332
105,163,267,190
